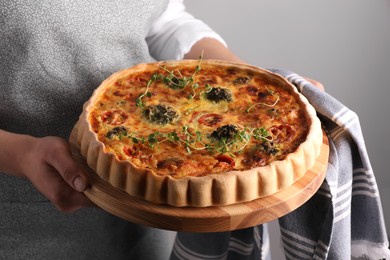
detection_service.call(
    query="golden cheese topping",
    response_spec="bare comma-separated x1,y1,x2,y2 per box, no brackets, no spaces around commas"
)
88,61,310,178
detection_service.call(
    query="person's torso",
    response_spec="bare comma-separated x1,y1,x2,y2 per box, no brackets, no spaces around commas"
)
0,0,167,201
0,2,174,258
0,0,167,138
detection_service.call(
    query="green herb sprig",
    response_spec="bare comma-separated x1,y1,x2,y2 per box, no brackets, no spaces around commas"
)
245,85,280,113
106,125,273,155
208,127,271,155
136,73,162,108
136,54,203,108
245,95,280,113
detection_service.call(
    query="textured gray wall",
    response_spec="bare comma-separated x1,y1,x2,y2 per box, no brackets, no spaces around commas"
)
186,0,390,257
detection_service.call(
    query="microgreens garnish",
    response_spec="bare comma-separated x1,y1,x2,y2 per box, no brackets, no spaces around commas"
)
160,64,201,90
106,124,273,155
246,95,280,113
136,73,162,108
245,85,280,113
208,126,271,155
136,54,203,108
252,127,272,141
127,53,278,156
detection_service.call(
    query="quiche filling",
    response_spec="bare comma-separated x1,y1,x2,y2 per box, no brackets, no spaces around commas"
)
88,61,310,178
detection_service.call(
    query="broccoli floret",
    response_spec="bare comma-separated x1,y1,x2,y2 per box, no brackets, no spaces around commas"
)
205,87,232,103
210,124,238,142
144,104,178,125
106,126,128,139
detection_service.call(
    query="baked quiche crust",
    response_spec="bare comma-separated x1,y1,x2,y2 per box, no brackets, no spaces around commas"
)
77,60,323,207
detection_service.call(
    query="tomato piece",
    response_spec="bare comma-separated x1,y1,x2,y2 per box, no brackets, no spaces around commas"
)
101,110,128,125
157,158,183,170
189,111,199,123
123,146,134,157
113,90,125,97
269,124,295,143
123,145,151,160
243,153,267,167
198,113,223,127
215,154,235,170
217,154,235,167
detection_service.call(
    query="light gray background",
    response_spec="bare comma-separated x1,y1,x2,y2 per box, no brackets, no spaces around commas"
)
186,0,389,258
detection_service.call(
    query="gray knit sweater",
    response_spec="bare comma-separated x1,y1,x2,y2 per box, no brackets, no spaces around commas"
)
0,1,174,259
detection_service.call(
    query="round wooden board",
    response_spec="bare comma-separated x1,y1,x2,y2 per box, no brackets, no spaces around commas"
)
69,125,328,232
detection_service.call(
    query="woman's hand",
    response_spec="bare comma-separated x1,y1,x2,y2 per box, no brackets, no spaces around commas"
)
305,77,325,91
0,130,95,212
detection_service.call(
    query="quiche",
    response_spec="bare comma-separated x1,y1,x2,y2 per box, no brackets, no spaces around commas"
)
77,60,322,207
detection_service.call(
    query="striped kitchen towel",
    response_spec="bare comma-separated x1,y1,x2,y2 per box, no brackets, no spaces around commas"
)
170,69,390,260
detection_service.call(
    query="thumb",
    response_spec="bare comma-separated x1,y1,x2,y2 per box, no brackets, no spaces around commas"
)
57,160,88,192
46,139,89,192
71,173,88,192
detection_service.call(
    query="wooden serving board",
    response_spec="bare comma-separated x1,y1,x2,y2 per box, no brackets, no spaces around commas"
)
69,126,329,232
